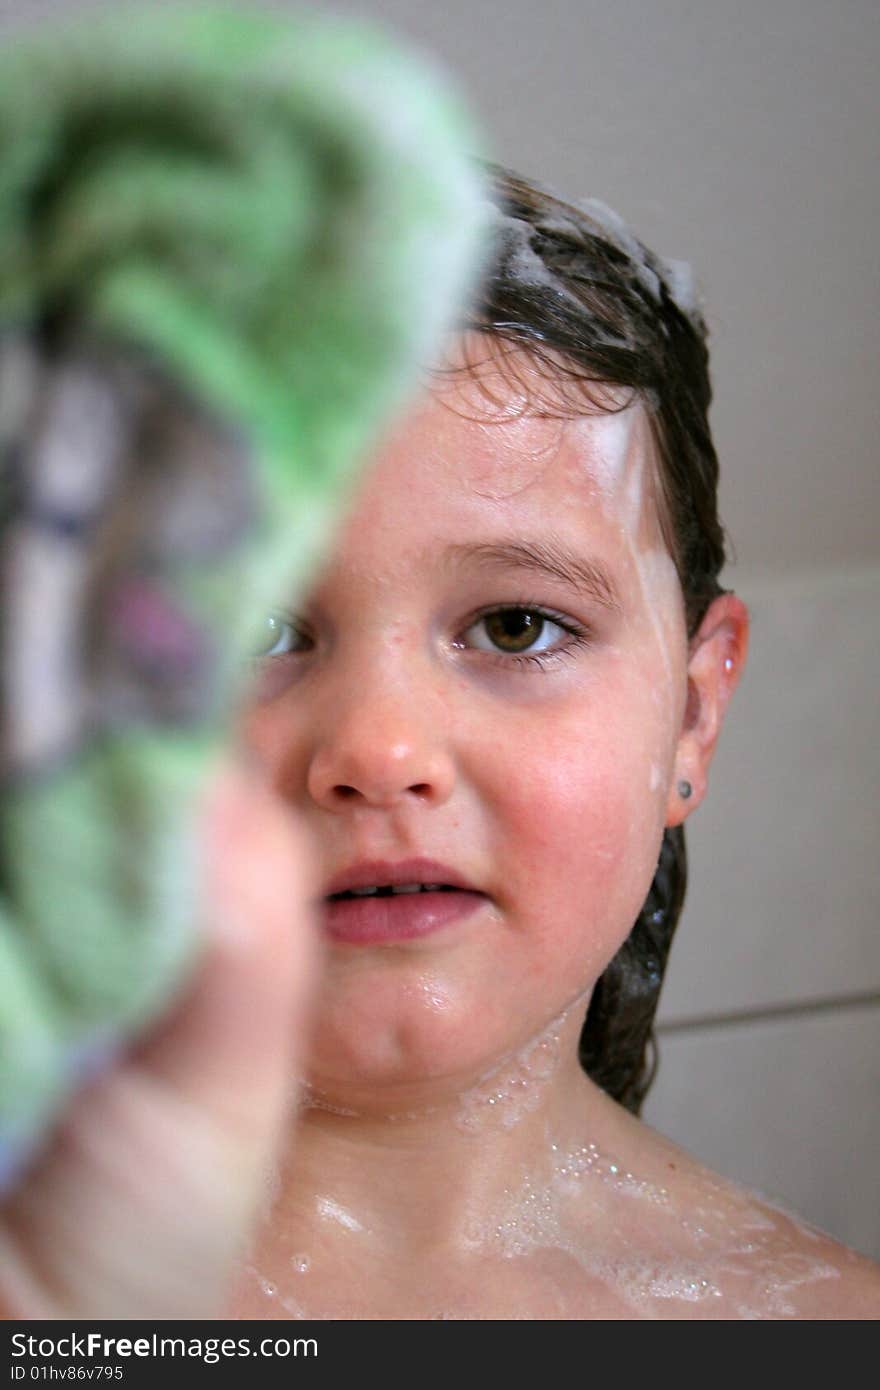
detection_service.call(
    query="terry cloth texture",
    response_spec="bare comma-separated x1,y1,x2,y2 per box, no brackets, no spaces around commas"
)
0,2,490,1185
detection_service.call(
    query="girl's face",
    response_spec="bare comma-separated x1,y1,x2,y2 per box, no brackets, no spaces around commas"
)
238,338,734,1110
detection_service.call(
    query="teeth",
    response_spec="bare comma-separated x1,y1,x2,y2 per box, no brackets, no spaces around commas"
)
343,883,450,898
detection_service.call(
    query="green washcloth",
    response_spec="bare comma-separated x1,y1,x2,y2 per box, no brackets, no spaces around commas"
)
0,2,490,1186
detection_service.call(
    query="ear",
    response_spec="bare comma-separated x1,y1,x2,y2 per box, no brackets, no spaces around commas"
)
665,592,750,828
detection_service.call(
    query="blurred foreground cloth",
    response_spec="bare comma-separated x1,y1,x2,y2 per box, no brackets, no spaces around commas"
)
0,2,489,1185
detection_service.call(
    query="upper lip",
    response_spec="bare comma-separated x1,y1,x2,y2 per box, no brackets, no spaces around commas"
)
323,858,482,899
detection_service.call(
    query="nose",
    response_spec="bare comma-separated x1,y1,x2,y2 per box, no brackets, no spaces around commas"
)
305,663,456,814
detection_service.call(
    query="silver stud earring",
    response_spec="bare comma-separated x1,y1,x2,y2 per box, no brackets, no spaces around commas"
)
677,779,693,799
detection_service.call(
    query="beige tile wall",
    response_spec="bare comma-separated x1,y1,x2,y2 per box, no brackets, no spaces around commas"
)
644,1003,880,1260
644,565,880,1258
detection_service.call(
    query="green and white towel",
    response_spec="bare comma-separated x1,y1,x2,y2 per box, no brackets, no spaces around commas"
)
0,2,490,1187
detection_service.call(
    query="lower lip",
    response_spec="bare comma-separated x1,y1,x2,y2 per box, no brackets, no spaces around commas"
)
322,890,486,945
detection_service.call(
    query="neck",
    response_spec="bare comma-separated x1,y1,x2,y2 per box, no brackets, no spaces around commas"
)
246,995,629,1264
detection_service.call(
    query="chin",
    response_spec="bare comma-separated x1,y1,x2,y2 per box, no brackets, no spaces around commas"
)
301,976,586,1120
302,989,521,1110
305,1021,480,1096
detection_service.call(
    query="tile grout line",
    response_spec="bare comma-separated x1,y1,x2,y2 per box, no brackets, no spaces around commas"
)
656,988,880,1036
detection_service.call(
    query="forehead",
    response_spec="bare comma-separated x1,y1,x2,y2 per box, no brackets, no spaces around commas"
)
341,335,667,559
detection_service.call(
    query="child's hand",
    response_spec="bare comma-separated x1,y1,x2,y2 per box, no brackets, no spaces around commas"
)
0,759,320,1320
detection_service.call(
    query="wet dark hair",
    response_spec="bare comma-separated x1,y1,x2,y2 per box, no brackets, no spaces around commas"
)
441,162,731,1114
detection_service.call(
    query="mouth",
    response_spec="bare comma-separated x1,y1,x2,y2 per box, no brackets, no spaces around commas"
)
327,883,460,900
322,885,486,945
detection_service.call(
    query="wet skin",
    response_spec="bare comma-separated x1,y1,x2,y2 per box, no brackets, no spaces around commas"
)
227,336,879,1319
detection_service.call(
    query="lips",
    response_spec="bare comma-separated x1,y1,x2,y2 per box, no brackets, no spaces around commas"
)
322,857,480,899
322,887,485,945
321,857,486,945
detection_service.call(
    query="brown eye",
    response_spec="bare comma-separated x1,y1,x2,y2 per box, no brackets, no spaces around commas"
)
458,603,591,671
482,608,545,653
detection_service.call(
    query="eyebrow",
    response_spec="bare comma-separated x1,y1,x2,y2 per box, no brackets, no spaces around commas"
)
439,539,623,613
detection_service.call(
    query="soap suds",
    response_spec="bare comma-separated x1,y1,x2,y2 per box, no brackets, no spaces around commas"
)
239,1157,844,1319
570,400,682,723
483,197,703,336
300,1085,361,1117
454,1004,576,1133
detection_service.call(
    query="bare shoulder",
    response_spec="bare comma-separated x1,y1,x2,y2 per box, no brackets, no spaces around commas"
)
791,1235,880,1319
723,1190,880,1320
717,1194,880,1319
643,1120,880,1318
587,1102,880,1319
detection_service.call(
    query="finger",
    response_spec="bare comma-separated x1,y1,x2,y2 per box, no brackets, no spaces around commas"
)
0,764,323,1319
134,759,322,1151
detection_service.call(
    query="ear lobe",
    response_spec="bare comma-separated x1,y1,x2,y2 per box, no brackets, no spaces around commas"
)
666,592,750,828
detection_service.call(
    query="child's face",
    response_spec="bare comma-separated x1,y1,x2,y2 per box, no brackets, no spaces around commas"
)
238,336,728,1107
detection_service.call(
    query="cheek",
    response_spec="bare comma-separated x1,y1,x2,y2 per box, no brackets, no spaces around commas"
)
484,672,670,969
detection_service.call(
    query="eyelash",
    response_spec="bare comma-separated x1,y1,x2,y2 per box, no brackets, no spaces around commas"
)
460,601,593,670
253,601,593,673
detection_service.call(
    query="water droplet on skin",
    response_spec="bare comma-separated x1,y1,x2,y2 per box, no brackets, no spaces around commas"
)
454,1005,580,1132
291,1254,311,1274
300,1085,360,1117
316,1195,365,1233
